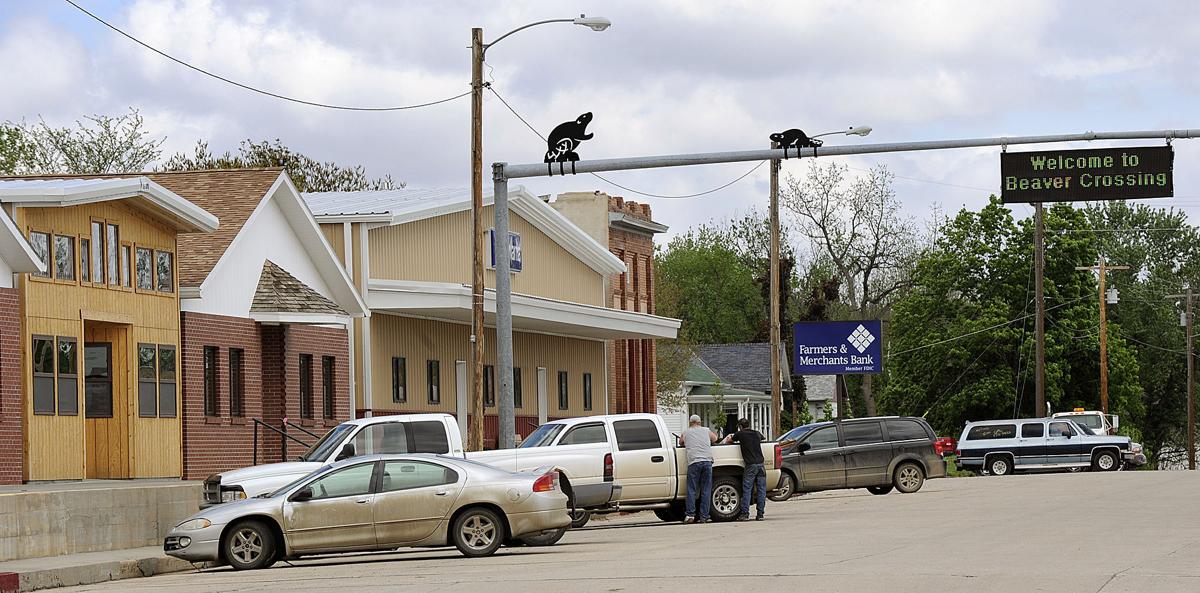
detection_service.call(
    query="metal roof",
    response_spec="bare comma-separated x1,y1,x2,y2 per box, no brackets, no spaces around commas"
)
304,187,499,218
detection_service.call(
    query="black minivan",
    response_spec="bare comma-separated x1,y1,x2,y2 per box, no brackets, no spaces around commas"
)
770,416,946,500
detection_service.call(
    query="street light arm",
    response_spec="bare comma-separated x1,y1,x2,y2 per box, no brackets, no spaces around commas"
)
484,18,575,53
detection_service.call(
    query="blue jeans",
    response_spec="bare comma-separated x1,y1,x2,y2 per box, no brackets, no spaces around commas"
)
741,463,767,518
685,461,713,520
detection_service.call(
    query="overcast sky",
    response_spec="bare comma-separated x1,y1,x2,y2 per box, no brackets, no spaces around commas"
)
4,0,1200,243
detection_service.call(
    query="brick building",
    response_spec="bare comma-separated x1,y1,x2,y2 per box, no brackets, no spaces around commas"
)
551,192,668,415
151,169,367,479
0,210,44,484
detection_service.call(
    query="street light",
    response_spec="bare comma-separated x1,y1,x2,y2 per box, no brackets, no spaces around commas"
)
768,124,871,432
469,16,610,452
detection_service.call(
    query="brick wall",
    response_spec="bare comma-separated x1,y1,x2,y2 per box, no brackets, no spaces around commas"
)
0,288,22,484
180,312,350,479
607,196,658,415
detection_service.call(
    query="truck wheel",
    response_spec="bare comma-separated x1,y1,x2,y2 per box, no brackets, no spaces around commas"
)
452,507,504,557
569,510,591,529
987,455,1013,476
768,472,795,502
893,462,925,493
1092,450,1119,472
867,485,894,495
709,476,742,522
518,528,566,547
654,502,686,523
222,520,277,571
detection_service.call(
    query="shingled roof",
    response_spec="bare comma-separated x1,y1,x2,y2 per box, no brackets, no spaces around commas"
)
250,260,346,316
694,343,793,393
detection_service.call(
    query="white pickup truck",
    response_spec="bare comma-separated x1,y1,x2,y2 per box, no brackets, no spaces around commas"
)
203,412,781,524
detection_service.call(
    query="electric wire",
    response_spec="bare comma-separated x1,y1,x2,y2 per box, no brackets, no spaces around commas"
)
890,294,1091,357
64,0,471,111
487,84,768,199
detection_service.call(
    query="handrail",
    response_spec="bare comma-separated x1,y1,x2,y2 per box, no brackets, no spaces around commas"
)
251,418,313,465
285,420,320,440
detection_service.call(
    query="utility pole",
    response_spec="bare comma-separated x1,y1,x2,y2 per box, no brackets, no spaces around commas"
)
1034,203,1046,418
468,27,485,452
769,141,782,438
1076,255,1128,414
1166,288,1196,470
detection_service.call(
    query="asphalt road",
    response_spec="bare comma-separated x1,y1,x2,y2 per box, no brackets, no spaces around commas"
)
59,470,1200,593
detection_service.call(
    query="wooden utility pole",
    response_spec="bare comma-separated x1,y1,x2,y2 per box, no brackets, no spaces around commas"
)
1076,255,1128,414
468,28,485,451
1034,202,1046,418
768,141,782,438
1166,288,1196,470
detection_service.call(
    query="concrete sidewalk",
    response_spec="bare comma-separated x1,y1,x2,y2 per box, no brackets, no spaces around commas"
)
0,546,198,593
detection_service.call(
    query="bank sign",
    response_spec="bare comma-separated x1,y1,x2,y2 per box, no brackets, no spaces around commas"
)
487,229,523,272
1001,146,1173,203
793,320,882,375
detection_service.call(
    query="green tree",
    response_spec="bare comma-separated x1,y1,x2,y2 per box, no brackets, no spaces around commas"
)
654,226,765,344
2,109,162,174
161,139,398,193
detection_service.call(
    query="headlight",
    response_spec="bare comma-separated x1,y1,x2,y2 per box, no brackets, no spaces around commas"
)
221,488,247,502
1131,442,1143,454
175,518,212,531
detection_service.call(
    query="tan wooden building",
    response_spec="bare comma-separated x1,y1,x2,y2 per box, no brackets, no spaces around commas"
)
303,187,680,446
0,177,218,481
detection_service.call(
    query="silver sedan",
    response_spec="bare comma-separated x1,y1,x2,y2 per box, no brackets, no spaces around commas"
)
164,454,571,569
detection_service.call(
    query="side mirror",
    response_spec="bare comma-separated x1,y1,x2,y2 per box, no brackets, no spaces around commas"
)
797,442,812,454
291,486,313,502
1064,432,1072,439
335,443,356,461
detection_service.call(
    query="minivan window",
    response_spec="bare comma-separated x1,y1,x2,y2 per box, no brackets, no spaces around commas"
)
843,421,885,446
885,419,928,441
614,419,662,451
966,424,1017,440
520,423,565,448
1021,423,1044,438
559,423,607,445
805,426,840,450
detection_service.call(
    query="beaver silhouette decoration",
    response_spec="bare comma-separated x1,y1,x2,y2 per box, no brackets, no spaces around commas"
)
544,112,594,175
769,129,823,159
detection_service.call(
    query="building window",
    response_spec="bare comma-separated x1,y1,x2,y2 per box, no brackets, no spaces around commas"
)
56,337,77,415
158,345,176,418
583,372,593,411
484,365,495,407
392,357,407,403
106,223,119,285
558,371,569,410
54,235,75,280
80,238,90,282
299,354,313,419
120,244,131,287
32,336,54,414
156,250,174,293
229,348,244,417
90,221,104,283
322,356,335,420
427,360,441,404
137,344,157,417
29,232,49,277
203,346,219,416
513,367,522,409
135,247,153,290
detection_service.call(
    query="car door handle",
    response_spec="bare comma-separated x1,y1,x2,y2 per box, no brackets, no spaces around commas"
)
435,490,451,496
355,498,371,504
651,456,665,463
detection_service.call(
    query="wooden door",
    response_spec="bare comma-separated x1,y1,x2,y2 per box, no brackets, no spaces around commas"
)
84,323,130,479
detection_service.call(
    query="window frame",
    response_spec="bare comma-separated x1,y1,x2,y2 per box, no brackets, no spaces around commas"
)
513,367,522,409
1021,423,1045,438
803,426,841,450
31,335,55,415
119,242,132,288
53,234,76,282
612,419,662,451
134,246,154,291
378,460,459,493
966,424,1017,441
203,346,219,417
426,360,441,404
229,348,244,417
391,357,407,403
559,422,608,446
322,355,335,420
28,231,50,279
79,237,90,283
582,372,593,411
105,222,120,286
557,371,569,410
483,364,495,407
158,344,177,418
155,249,174,293
843,421,885,447
299,354,314,420
137,343,157,418
89,220,104,284
55,336,78,416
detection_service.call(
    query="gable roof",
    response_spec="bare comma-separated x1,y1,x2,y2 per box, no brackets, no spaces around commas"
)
0,209,44,274
694,343,793,393
0,176,218,234
303,186,626,276
251,260,346,315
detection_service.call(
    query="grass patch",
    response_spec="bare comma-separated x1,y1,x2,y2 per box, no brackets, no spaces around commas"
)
943,455,977,478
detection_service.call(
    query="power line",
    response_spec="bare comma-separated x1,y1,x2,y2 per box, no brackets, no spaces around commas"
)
890,294,1090,356
64,0,471,111
487,85,768,200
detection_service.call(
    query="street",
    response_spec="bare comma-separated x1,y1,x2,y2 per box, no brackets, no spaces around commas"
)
57,470,1199,593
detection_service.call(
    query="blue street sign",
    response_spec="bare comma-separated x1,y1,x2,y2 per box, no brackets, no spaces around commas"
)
793,320,882,374
488,229,523,272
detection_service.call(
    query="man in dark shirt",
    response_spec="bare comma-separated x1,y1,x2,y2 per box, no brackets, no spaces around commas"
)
722,418,766,521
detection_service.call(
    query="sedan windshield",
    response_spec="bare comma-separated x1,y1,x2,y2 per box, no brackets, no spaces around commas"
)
300,423,356,462
520,423,565,448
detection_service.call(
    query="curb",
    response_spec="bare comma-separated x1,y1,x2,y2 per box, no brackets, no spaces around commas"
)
2,554,200,592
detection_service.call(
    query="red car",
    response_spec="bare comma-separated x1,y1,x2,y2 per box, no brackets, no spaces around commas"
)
933,436,958,457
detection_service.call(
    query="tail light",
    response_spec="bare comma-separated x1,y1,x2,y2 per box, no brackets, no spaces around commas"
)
774,444,782,468
603,453,614,482
533,471,559,493
954,449,961,458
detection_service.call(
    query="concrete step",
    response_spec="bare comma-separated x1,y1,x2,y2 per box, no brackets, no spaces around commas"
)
0,546,199,592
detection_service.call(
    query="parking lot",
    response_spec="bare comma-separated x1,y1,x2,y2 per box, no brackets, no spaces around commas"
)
58,470,1199,593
